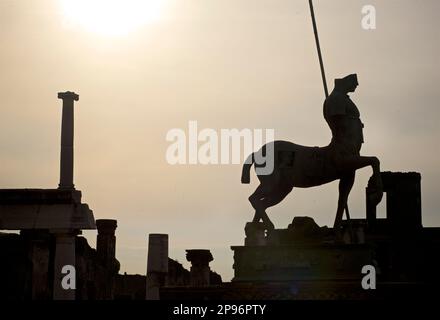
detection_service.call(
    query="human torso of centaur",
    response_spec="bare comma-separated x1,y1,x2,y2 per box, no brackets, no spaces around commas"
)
253,90,365,188
323,90,364,156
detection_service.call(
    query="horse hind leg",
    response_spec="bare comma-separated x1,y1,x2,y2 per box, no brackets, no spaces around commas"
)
249,183,293,230
258,185,294,229
248,184,267,223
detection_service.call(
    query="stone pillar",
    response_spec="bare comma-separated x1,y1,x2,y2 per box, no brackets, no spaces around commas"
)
146,234,168,300
96,219,118,300
96,219,117,263
384,172,422,231
57,91,79,190
52,230,77,300
186,249,213,287
366,171,422,232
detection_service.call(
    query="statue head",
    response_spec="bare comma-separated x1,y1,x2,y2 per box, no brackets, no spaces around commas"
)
335,74,358,93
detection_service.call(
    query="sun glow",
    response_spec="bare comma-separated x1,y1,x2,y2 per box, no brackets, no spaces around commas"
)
60,0,165,36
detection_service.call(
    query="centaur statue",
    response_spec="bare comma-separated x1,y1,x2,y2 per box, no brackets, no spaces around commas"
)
241,74,383,237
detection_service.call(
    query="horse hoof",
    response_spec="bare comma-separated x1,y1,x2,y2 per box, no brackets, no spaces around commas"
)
264,220,275,231
368,189,383,206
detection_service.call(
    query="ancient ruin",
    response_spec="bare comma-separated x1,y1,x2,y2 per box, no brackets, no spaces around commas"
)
0,92,439,300
1,2,439,300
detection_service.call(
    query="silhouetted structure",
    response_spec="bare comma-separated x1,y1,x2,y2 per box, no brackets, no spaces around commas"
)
186,249,214,287
0,92,95,299
0,92,223,300
242,75,383,237
0,223,118,300
162,171,440,300
0,92,438,301
146,234,168,300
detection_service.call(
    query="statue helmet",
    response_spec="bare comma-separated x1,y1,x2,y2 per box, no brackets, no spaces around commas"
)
335,73,358,88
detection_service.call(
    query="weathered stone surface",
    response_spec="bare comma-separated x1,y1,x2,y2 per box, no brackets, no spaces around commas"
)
266,216,331,246
367,171,422,231
0,231,120,300
0,189,95,230
231,242,375,282
244,222,266,246
0,189,82,204
186,249,214,287
96,219,117,264
146,234,169,300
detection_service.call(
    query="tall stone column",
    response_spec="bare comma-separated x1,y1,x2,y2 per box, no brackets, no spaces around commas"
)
146,234,168,300
58,91,79,190
186,249,213,287
52,230,77,300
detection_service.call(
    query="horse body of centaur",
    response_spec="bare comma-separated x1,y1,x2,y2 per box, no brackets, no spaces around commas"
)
241,140,383,233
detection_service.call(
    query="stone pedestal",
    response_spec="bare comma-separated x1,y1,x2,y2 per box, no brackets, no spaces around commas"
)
233,217,375,282
0,189,95,230
244,222,266,246
186,249,213,287
231,242,375,282
0,189,95,300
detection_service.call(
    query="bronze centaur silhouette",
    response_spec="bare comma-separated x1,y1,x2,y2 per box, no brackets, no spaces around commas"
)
241,75,383,235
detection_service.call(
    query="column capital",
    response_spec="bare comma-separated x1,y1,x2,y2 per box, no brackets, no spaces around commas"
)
186,249,213,265
58,91,79,101
96,219,117,234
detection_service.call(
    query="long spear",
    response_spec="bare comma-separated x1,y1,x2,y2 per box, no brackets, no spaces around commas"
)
308,0,353,236
308,0,329,99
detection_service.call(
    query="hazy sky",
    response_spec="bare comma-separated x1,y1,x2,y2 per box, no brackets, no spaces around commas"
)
1,0,439,281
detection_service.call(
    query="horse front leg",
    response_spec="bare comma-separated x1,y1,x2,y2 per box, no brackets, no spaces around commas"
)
338,155,383,196
333,155,383,237
367,157,383,206
334,172,355,238
338,155,380,175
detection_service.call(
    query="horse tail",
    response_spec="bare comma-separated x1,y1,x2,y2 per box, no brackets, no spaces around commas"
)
241,153,254,184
